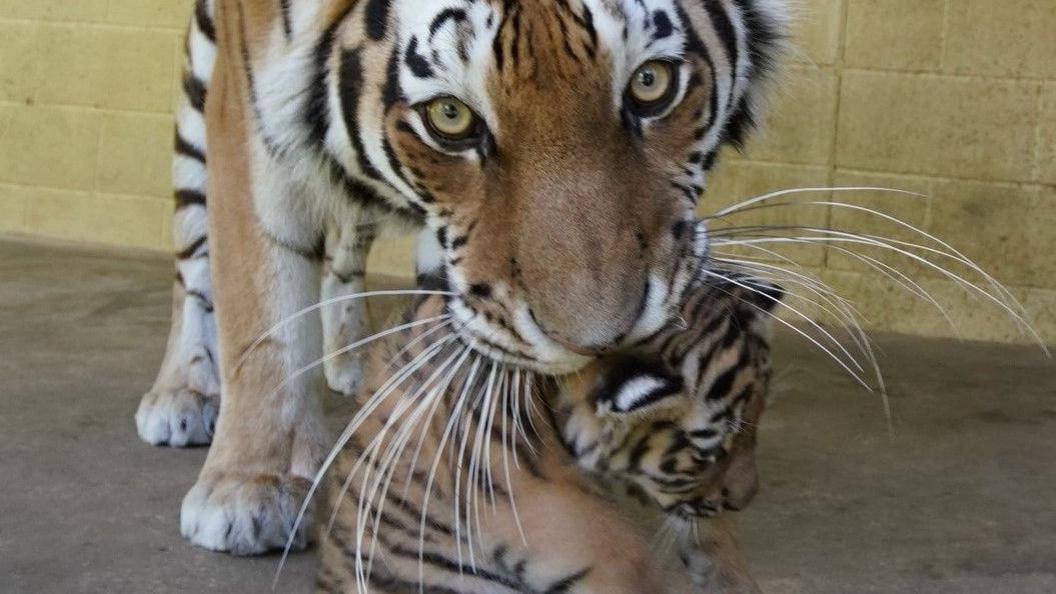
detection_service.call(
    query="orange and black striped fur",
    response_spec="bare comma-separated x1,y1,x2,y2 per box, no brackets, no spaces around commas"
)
138,0,789,558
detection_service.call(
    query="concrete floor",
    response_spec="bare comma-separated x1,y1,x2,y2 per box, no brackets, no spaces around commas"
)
1,235,1054,594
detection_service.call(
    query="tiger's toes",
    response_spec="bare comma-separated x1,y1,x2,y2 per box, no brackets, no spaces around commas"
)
180,472,314,556
135,388,218,447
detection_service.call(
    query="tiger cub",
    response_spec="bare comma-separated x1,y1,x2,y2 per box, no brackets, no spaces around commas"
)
551,275,782,592
319,295,676,593
317,274,780,593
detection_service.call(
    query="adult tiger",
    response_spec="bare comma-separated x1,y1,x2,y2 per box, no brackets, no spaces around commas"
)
135,0,788,555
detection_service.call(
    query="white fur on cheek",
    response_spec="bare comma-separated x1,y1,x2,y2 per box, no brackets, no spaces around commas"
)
609,376,673,413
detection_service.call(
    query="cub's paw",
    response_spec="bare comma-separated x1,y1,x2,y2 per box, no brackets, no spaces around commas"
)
324,355,366,397
180,472,314,556
135,389,218,447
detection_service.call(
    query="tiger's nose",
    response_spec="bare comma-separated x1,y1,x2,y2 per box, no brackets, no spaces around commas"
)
527,280,651,355
531,313,635,357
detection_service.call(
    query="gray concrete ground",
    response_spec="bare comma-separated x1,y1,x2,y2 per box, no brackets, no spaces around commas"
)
1,236,1054,594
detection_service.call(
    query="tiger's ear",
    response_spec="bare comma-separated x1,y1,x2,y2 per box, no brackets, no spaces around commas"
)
592,356,684,415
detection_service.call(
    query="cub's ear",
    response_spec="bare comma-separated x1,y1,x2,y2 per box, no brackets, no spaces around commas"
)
743,280,785,313
592,356,684,415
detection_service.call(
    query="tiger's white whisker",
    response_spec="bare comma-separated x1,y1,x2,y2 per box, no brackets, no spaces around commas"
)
810,200,1024,312
418,357,492,582
382,318,456,372
715,258,875,361
702,268,866,374
713,256,888,405
711,214,1019,317
400,350,482,588
265,314,451,403
358,344,471,587
453,361,497,572
239,290,454,369
402,353,481,502
699,269,872,390
482,368,507,510
708,186,925,219
351,341,467,587
714,231,1044,348
466,374,492,566
274,334,452,587
499,365,530,547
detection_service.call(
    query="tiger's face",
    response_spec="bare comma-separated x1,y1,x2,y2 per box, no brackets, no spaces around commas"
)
338,0,785,372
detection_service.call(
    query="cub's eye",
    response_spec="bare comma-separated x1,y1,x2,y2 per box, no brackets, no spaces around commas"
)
627,60,679,116
424,97,479,142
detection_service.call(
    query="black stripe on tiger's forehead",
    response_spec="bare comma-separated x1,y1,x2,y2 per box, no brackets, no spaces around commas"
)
365,0,394,40
492,0,603,74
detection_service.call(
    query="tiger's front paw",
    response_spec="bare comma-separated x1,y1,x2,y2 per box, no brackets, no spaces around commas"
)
136,388,218,447
180,471,314,556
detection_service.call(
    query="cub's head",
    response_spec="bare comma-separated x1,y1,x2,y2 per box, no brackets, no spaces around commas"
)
339,0,788,372
558,278,783,518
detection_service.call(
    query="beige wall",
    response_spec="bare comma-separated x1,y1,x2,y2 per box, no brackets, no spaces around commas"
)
0,1,1053,344
701,0,1056,344
0,0,190,250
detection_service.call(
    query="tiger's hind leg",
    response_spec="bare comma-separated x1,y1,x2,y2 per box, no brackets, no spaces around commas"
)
136,6,220,447
321,221,377,396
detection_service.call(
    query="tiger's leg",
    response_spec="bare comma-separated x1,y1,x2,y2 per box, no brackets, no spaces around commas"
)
178,6,327,555
136,3,220,448
679,515,761,593
321,221,377,396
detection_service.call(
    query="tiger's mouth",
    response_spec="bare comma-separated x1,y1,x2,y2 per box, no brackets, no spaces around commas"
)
449,301,595,375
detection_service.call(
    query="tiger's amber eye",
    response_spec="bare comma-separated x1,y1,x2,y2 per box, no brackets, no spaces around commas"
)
425,97,477,140
629,61,675,106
